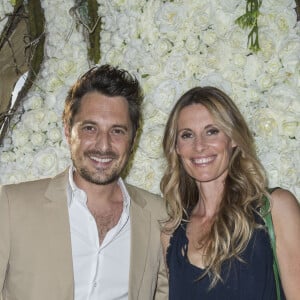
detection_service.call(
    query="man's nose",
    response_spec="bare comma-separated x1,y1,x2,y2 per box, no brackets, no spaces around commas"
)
95,131,112,151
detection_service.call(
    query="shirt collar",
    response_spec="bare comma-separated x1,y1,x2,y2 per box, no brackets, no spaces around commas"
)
67,166,131,214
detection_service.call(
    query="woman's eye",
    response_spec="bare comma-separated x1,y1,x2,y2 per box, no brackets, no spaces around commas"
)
180,131,193,139
207,128,219,136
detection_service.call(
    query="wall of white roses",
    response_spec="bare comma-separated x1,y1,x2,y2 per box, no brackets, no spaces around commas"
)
0,0,299,201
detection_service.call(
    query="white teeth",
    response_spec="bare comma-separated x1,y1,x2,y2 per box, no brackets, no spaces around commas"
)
193,157,214,164
90,156,112,163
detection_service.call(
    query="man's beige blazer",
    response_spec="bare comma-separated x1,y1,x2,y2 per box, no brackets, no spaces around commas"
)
0,169,168,300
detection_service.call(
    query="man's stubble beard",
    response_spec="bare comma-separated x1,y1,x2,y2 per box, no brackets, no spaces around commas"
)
71,150,130,185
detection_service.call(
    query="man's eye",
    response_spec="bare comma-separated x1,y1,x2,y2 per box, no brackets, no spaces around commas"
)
82,125,95,132
112,128,126,135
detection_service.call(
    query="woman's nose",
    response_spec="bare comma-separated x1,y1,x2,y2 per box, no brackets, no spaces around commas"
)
194,135,207,151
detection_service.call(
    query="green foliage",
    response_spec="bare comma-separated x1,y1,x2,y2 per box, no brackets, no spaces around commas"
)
87,0,101,64
235,0,262,52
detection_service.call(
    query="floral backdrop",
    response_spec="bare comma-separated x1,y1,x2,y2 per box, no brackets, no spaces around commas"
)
0,0,299,200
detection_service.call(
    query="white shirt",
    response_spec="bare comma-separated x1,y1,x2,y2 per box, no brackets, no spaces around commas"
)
67,168,131,300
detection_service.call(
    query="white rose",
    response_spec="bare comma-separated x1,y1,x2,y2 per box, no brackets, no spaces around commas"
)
138,2,160,44
261,0,294,10
141,73,165,94
185,36,200,53
279,150,299,187
126,152,164,193
186,54,208,78
111,34,125,47
191,7,210,30
280,117,299,138
57,60,77,78
245,88,261,104
268,84,297,112
223,67,245,86
199,73,232,95
57,144,71,170
139,54,162,77
101,12,117,31
253,109,278,137
201,30,217,46
123,40,145,69
139,126,164,159
153,38,172,57
213,9,234,37
276,9,297,33
206,53,219,70
266,56,282,75
257,73,274,90
47,127,63,143
14,144,34,167
45,110,59,126
102,47,124,66
23,94,44,111
258,30,276,60
34,148,59,176
233,53,246,67
0,136,13,151
31,132,47,147
154,3,187,33
278,36,300,74
243,55,263,86
46,76,64,92
0,151,16,163
280,52,300,75
12,128,30,147
288,98,300,115
22,109,47,131
151,79,182,114
119,14,138,42
215,0,244,12
164,52,187,78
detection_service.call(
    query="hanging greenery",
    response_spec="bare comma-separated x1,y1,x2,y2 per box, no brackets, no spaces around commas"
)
235,0,262,52
0,0,45,143
69,0,101,64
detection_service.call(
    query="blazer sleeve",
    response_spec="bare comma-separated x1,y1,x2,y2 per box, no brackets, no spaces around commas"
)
154,246,169,300
0,186,10,291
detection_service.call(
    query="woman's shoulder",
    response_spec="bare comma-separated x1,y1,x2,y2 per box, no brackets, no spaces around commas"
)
270,188,299,213
269,187,300,242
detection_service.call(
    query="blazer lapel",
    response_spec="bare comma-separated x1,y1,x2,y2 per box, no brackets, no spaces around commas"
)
43,169,74,296
127,186,151,299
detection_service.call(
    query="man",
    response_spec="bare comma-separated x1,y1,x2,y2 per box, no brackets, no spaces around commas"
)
0,65,168,300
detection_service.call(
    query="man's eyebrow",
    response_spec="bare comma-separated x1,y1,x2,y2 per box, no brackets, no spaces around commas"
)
112,124,129,131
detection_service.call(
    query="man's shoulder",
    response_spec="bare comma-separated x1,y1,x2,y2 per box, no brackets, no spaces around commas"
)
125,183,162,202
0,169,68,196
125,183,167,215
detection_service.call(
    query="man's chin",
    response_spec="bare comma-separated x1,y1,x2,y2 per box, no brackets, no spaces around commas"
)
79,169,119,185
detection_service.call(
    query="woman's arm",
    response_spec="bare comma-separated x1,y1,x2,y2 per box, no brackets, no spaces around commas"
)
271,188,300,300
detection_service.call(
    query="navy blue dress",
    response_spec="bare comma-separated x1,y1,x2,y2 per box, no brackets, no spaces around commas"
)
167,219,286,299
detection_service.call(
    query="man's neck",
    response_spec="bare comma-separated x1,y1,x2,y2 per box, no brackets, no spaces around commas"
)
73,172,124,245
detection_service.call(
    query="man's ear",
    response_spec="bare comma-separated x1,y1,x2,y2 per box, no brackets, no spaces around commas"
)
64,124,71,144
130,134,137,153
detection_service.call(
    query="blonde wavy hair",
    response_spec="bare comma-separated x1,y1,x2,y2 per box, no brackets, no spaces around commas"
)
160,86,269,288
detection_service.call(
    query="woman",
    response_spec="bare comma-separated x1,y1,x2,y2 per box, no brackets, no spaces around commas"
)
160,86,300,299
